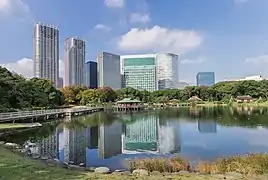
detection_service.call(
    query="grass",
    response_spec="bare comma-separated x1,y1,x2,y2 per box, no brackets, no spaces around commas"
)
1,145,268,179
130,157,189,173
196,154,268,175
0,123,42,130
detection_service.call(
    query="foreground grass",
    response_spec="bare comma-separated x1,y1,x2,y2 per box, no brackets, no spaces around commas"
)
130,157,189,173
0,146,268,180
196,154,268,175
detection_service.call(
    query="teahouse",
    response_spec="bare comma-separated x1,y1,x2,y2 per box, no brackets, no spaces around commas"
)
236,95,253,103
115,98,145,111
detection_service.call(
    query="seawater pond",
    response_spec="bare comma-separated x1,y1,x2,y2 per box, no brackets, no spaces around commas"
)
2,106,268,170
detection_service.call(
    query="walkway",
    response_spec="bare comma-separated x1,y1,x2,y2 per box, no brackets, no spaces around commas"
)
0,107,103,123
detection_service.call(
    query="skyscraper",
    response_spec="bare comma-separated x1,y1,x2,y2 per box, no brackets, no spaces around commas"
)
157,53,179,89
33,23,59,87
85,61,97,88
121,53,179,92
64,37,85,86
97,52,121,89
121,54,157,92
196,72,215,86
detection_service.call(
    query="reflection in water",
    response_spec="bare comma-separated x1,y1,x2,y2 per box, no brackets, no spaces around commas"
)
198,120,217,133
3,107,268,170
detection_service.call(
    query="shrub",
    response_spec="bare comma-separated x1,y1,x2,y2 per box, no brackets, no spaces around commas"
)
129,157,189,173
196,154,268,175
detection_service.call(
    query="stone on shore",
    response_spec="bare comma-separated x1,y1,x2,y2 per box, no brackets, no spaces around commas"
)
94,167,110,174
132,169,148,176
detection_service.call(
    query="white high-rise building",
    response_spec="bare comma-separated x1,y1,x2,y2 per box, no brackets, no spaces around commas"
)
97,52,121,89
64,37,85,86
157,53,179,90
34,23,59,87
121,53,179,91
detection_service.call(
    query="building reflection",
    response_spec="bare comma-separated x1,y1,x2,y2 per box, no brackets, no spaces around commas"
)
98,121,123,158
198,120,217,133
122,114,181,154
34,114,181,166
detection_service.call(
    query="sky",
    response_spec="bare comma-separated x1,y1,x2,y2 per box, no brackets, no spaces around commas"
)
0,0,268,84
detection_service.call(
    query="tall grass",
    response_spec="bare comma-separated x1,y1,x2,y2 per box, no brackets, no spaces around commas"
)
129,157,189,173
196,154,268,175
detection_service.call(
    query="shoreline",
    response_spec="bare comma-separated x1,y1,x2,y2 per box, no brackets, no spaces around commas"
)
1,143,268,180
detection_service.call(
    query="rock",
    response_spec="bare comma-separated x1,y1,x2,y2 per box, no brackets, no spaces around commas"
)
41,156,48,160
132,169,148,176
225,172,243,179
0,141,5,145
150,171,162,176
122,171,131,176
178,170,191,176
32,155,40,159
4,142,20,149
86,167,96,172
79,163,85,167
165,175,173,179
94,167,110,174
68,161,75,165
114,169,124,172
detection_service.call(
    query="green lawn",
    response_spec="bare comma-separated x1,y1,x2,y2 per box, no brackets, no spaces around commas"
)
0,146,266,180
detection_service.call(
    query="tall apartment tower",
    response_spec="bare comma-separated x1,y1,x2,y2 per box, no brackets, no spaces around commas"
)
97,52,121,89
157,53,179,90
33,23,59,87
64,37,85,86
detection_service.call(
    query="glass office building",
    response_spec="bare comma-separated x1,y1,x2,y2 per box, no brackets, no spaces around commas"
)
97,52,121,89
196,72,215,86
122,54,157,92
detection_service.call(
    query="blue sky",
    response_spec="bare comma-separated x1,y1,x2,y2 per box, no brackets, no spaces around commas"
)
0,0,268,84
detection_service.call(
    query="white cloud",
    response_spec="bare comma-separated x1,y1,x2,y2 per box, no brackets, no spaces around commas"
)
245,55,268,64
0,0,32,19
181,57,205,64
129,13,150,24
117,26,203,54
94,24,111,31
104,0,124,8
0,58,64,78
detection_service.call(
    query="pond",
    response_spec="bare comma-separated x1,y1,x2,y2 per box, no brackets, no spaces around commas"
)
2,106,268,170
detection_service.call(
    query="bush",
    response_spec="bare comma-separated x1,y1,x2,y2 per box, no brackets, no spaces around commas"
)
196,154,268,175
129,157,189,173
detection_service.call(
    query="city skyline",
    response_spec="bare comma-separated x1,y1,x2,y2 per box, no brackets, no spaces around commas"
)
1,0,268,84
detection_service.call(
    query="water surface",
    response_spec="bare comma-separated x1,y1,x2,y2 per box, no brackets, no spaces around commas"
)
2,106,268,170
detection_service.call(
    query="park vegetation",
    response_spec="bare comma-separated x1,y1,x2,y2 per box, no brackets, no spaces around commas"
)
0,66,64,112
61,79,268,105
2,65,268,111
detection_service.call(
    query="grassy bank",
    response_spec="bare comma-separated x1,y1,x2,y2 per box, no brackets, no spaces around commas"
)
1,145,268,180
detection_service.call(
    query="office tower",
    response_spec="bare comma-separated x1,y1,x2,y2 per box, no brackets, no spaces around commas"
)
157,53,179,89
64,37,85,86
97,52,121,89
85,61,97,88
121,54,157,92
58,77,63,88
196,72,215,86
34,23,59,87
